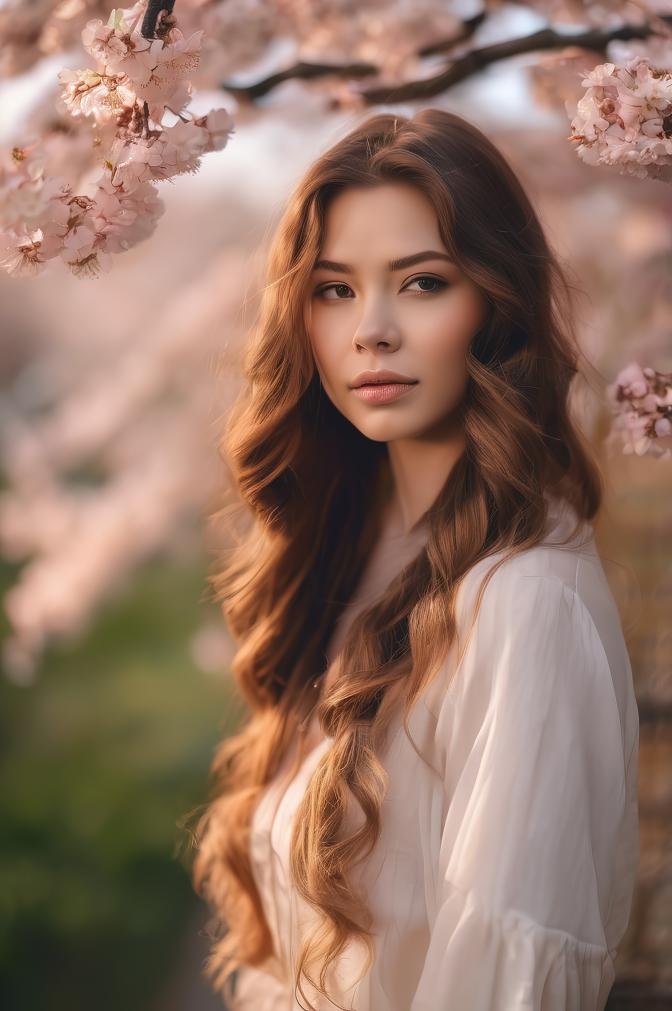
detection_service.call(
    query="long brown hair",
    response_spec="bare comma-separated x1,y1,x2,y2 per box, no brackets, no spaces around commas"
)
189,108,603,1010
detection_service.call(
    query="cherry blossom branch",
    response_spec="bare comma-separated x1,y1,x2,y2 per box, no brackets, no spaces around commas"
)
221,16,672,105
221,58,380,101
141,0,176,40
416,10,487,59
0,1,235,279
219,8,487,100
360,19,672,105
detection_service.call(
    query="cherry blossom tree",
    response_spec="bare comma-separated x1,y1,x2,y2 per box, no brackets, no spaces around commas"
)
3,0,672,280
1,0,671,679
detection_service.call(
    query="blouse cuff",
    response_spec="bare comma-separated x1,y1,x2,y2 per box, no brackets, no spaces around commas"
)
410,878,615,1010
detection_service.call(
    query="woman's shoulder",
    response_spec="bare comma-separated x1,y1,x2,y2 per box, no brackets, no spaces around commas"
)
449,498,636,737
456,495,601,620
418,497,637,778
451,495,636,708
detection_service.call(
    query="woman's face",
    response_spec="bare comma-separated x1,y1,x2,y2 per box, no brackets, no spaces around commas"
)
304,182,489,444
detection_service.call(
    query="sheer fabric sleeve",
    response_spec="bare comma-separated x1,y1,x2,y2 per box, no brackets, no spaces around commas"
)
410,571,637,1011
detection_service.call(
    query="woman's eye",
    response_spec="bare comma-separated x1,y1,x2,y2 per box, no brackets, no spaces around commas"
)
405,276,448,293
315,276,447,300
316,283,353,300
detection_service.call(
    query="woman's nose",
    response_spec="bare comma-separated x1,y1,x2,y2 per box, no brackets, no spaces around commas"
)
352,310,402,352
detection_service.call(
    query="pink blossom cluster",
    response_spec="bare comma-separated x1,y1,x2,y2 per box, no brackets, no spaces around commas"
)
568,56,672,183
0,1,235,279
606,361,672,459
0,145,166,278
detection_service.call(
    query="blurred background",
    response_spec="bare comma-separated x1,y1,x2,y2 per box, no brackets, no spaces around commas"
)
1,0,671,1008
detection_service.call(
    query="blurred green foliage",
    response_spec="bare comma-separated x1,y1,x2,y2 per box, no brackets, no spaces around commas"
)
0,554,239,1011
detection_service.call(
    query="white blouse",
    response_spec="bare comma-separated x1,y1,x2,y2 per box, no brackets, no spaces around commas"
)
234,497,640,1010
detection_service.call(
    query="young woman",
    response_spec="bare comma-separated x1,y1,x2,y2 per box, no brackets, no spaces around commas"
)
190,109,640,1011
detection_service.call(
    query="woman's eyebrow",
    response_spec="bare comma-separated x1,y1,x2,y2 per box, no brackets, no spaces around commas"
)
312,250,455,274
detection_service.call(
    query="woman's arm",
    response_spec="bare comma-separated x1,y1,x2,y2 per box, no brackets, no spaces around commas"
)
410,571,639,1011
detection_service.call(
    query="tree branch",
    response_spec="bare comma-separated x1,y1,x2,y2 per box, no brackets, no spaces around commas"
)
221,59,380,101
219,9,486,100
359,19,670,104
141,0,177,40
220,15,672,106
417,10,487,58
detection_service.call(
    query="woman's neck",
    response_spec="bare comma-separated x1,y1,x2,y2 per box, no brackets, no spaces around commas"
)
385,425,466,535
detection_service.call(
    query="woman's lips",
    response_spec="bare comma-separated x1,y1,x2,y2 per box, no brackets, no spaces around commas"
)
351,382,418,404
